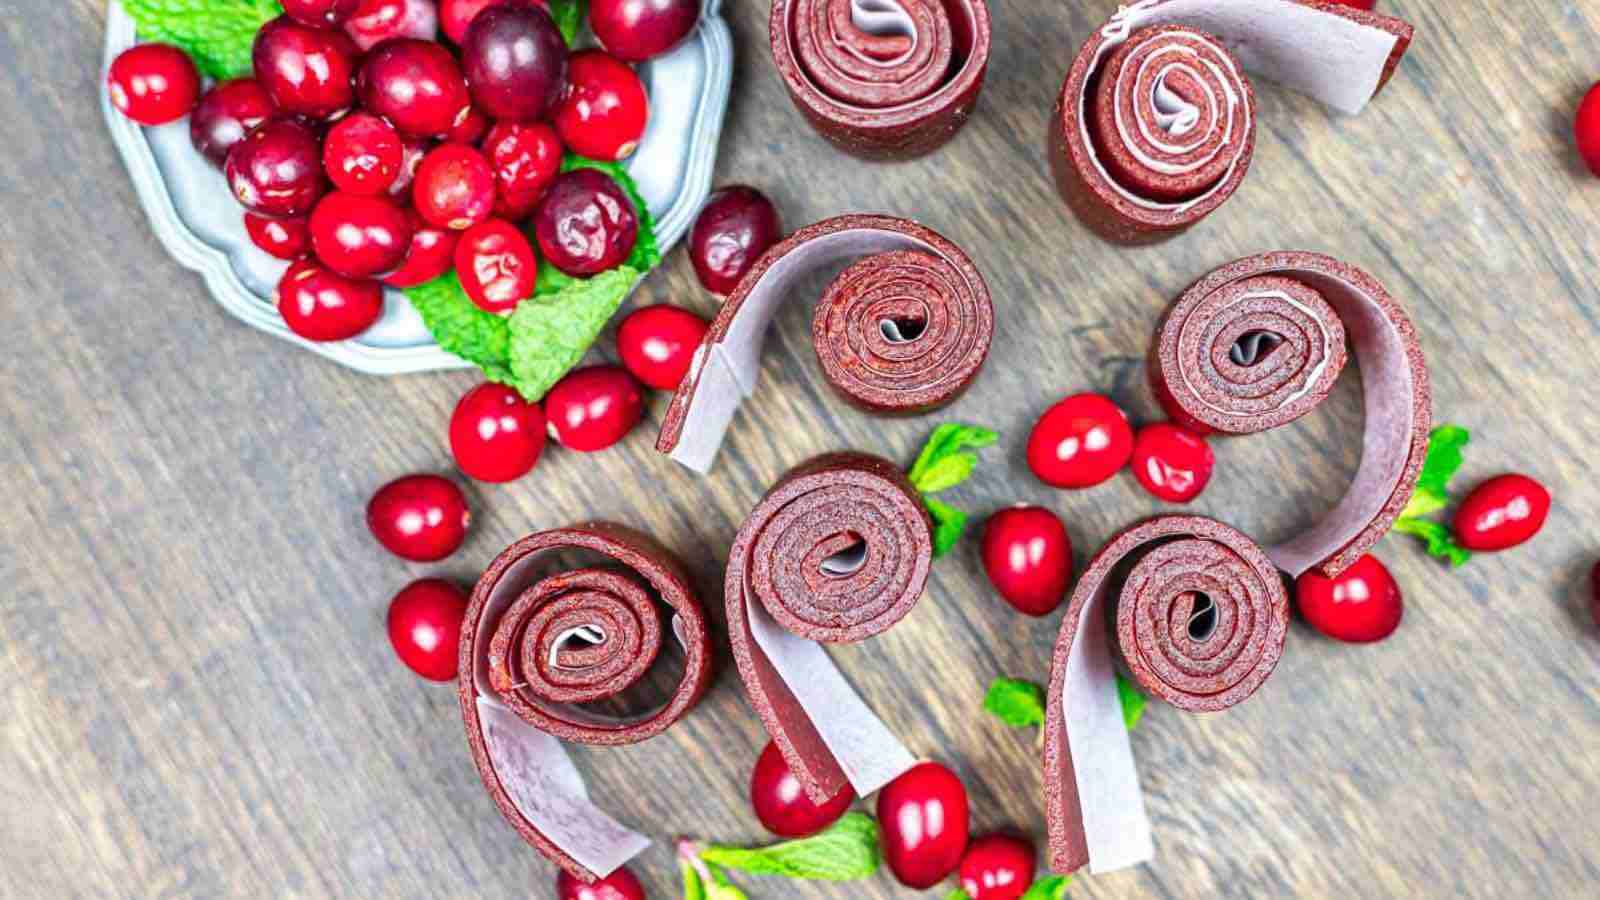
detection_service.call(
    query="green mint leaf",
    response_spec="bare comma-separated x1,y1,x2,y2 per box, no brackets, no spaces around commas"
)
1393,518,1473,567
1021,874,1074,900
703,864,749,900
534,261,579,297
561,155,662,272
546,0,587,44
946,890,974,900
1116,673,1148,730
924,495,969,558
908,423,998,490
984,677,1046,728
1400,486,1448,520
681,857,707,900
700,813,880,881
507,266,639,401
122,0,281,79
914,453,979,494
1401,424,1471,519
403,273,514,384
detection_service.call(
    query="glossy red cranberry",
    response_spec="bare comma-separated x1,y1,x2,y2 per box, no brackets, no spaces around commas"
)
958,834,1036,900
441,0,539,43
1295,553,1402,643
555,867,646,900
1577,82,1600,178
226,118,327,217
590,0,698,62
749,740,854,838
616,304,707,390
324,113,404,196
1130,422,1214,503
545,365,644,451
245,212,311,260
444,105,491,144
388,136,432,198
189,78,275,168
387,579,468,681
461,5,568,122
108,43,202,126
282,0,362,27
483,121,562,221
455,219,538,312
309,192,414,278
1452,474,1551,552
980,506,1072,617
276,257,384,341
366,474,470,561
414,144,498,229
689,186,780,295
345,0,440,50
1027,393,1134,489
533,168,639,275
358,38,472,138
876,762,969,890
384,210,460,287
449,382,547,481
554,50,649,161
252,16,359,119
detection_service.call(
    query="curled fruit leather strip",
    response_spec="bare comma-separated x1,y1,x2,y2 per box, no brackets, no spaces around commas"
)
1044,516,1290,875
457,523,713,882
1050,0,1413,242
658,214,992,474
1149,251,1430,578
725,452,930,802
769,0,992,158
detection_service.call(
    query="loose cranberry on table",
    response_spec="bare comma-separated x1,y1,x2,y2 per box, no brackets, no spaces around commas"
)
555,866,646,900
555,50,650,161
309,192,415,278
366,474,470,562
324,113,404,196
108,43,202,126
958,834,1037,900
1294,553,1402,644
189,78,275,168
252,15,359,120
689,186,781,295
980,506,1072,617
1130,422,1214,503
1452,474,1551,552
358,38,473,138
876,761,969,890
454,219,538,313
616,304,707,390
345,0,441,50
276,258,385,341
282,0,362,27
386,578,468,681
461,4,569,122
450,382,548,481
443,105,491,145
545,365,644,452
245,213,311,260
384,211,460,287
534,168,639,275
441,0,540,43
1026,393,1135,489
590,0,700,62
749,740,855,838
226,118,327,218
413,143,498,229
483,121,563,221
1575,82,1600,178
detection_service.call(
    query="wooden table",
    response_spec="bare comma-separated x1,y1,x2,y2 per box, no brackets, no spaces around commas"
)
4,1,1598,897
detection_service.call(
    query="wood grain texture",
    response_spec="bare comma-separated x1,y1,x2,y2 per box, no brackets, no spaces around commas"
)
3,0,1599,897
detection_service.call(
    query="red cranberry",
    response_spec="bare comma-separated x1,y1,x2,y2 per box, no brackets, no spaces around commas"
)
388,136,432,198
980,506,1072,617
309,192,414,278
455,219,538,312
449,382,547,481
1130,422,1214,503
555,867,646,900
245,212,312,260
749,740,854,838
252,15,359,119
282,0,362,27
108,44,202,126
1026,393,1134,489
358,38,473,138
554,50,649,161
1577,82,1600,178
276,257,384,341
616,304,707,390
226,118,327,218
1328,0,1377,8
324,113,404,196
483,121,562,221
414,143,497,229
345,0,440,50
545,365,644,451
189,78,275,168
366,474,470,561
444,105,490,144
441,0,539,43
1452,474,1551,552
387,579,468,681
590,0,699,63
384,210,460,287
1295,553,1402,643
689,186,780,295
533,168,639,275
461,5,568,123
958,834,1037,900
876,762,969,890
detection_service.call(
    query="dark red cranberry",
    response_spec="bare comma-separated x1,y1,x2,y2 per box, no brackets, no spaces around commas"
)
384,210,460,287
414,144,498,230
533,168,638,275
590,0,699,62
189,78,275,168
980,506,1072,617
388,136,432,199
441,0,539,44
1452,474,1551,552
444,105,491,145
345,0,441,50
226,118,327,218
876,762,969,889
455,219,538,312
483,121,562,221
958,834,1037,900
276,257,384,341
282,0,362,27
357,38,473,138
1580,82,1600,178
749,740,854,838
616,304,707,390
450,382,547,482
554,50,649,161
324,112,404,196
555,867,646,900
245,212,312,260
1130,422,1214,503
461,5,568,123
309,192,414,278
108,43,202,126
1295,554,1403,643
252,15,359,119
689,186,780,295
545,365,644,451
1026,393,1134,489
366,474,470,561
387,579,468,681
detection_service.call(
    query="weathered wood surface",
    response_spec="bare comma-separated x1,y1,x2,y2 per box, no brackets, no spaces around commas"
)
3,0,1598,897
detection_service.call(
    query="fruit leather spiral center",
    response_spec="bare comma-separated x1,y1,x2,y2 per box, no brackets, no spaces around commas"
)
793,0,953,108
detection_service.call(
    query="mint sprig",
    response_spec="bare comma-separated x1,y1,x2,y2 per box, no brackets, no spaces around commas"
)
507,266,639,400
1392,424,1474,566
983,675,1145,732
697,813,880,881
547,0,587,45
907,424,998,557
402,273,515,384
122,0,280,79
